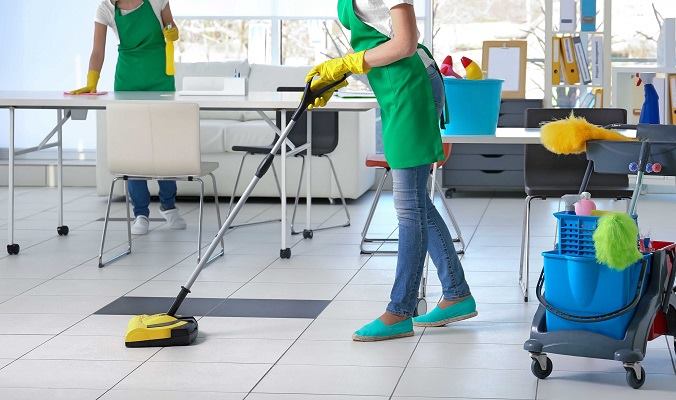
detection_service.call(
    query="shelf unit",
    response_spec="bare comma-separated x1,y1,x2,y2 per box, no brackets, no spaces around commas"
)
544,0,612,107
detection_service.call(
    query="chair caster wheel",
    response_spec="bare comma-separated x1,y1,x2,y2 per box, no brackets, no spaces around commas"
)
57,226,69,236
7,244,20,255
530,355,553,379
280,248,291,259
414,298,427,317
303,230,313,239
625,365,645,389
456,250,465,255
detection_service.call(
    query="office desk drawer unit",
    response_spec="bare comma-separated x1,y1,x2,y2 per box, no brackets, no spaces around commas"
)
443,144,525,194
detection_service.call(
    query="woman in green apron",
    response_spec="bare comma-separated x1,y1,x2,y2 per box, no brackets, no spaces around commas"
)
70,0,185,235
307,0,476,341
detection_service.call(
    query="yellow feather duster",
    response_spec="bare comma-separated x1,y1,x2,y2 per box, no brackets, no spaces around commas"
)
540,115,633,155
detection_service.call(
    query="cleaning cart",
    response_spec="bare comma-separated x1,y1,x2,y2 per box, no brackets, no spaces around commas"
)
524,124,676,389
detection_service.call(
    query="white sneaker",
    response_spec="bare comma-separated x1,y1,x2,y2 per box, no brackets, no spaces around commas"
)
160,208,187,230
131,216,149,235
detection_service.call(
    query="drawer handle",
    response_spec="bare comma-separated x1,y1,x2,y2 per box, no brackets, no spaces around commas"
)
481,170,504,174
480,154,504,158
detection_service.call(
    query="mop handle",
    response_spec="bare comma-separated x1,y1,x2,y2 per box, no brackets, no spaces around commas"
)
167,74,350,317
628,140,651,215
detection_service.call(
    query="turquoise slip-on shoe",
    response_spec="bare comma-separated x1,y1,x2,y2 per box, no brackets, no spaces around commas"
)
352,318,414,342
413,295,478,327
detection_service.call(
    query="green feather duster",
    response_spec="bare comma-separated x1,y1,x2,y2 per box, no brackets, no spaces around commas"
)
593,212,643,271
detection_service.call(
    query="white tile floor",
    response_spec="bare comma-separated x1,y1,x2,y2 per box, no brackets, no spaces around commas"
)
0,187,673,400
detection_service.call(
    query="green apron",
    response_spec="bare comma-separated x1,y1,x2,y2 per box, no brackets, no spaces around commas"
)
114,0,175,91
338,0,444,169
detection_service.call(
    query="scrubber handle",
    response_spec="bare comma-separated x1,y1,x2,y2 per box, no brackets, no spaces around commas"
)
535,258,648,323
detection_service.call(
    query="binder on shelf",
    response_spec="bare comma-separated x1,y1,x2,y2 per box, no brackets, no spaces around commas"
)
590,36,604,86
581,0,597,32
552,37,562,84
560,35,580,84
560,0,577,33
669,74,676,124
573,35,592,84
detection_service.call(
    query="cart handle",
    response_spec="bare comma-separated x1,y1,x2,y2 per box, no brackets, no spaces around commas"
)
535,258,649,323
291,74,350,122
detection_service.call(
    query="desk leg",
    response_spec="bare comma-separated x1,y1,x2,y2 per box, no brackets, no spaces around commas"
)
7,107,19,255
304,111,312,239
56,109,68,236
280,111,291,259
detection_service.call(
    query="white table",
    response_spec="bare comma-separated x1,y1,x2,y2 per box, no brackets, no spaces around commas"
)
0,91,378,257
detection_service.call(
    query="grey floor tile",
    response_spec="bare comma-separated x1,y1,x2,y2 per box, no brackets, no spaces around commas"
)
95,296,224,316
101,390,246,400
0,388,105,400
208,298,330,319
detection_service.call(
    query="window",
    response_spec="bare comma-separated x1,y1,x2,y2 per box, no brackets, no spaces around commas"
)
175,19,272,63
611,0,673,60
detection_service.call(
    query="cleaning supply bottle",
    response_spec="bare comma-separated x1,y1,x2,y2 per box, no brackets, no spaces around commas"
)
460,56,483,80
637,73,660,124
574,192,596,216
165,24,176,76
561,194,581,213
440,55,462,79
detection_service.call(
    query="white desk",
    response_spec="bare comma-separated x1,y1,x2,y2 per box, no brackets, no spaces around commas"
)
0,91,379,257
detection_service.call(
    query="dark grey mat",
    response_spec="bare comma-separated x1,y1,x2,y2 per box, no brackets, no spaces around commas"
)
207,298,330,319
95,297,225,317
95,297,330,319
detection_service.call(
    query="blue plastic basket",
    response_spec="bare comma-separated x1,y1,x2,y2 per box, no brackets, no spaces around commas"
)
554,212,638,257
442,78,503,135
540,251,651,340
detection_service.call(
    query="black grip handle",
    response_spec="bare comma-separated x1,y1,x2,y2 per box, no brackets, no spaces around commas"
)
637,140,651,171
291,74,350,121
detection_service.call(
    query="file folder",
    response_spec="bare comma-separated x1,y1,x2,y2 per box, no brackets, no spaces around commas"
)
560,0,577,32
590,36,604,86
552,37,562,85
573,36,592,84
669,74,676,124
581,0,597,32
560,35,580,84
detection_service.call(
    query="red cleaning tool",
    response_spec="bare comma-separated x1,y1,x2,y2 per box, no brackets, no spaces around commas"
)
460,56,483,80
440,55,462,78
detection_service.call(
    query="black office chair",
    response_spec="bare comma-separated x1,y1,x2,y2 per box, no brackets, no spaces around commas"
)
519,108,633,301
228,87,350,235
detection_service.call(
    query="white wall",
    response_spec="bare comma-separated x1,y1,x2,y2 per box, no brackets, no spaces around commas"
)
0,0,118,150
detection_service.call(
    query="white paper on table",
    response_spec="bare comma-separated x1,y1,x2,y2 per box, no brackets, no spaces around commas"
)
486,47,522,92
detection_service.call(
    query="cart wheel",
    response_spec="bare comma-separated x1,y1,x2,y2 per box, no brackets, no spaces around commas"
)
302,230,313,239
531,357,553,379
625,366,645,389
57,225,69,236
414,298,427,317
7,244,20,255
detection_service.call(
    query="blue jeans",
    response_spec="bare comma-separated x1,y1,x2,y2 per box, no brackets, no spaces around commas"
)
386,65,471,317
128,180,177,217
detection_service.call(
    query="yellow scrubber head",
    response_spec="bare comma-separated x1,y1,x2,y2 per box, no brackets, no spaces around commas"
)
540,115,633,155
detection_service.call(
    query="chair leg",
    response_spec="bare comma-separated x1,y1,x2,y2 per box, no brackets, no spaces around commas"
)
271,161,283,199
290,156,306,235
98,177,132,268
434,180,465,254
209,172,225,255
196,178,205,262
228,152,248,217
324,154,351,228
360,169,397,255
519,195,538,302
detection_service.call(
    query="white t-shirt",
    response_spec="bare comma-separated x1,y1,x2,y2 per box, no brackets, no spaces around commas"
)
353,0,434,67
95,0,169,37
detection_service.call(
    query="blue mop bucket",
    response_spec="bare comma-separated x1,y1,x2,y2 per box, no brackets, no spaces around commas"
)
538,251,651,340
443,78,503,135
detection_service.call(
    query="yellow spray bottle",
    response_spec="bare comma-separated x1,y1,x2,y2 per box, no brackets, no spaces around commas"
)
164,24,176,76
460,56,483,80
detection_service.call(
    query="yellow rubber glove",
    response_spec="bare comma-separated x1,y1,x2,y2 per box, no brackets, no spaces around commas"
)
163,26,179,76
69,70,100,95
305,51,370,109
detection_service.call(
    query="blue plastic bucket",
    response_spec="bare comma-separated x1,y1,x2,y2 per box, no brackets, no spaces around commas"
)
542,251,651,340
442,78,503,135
